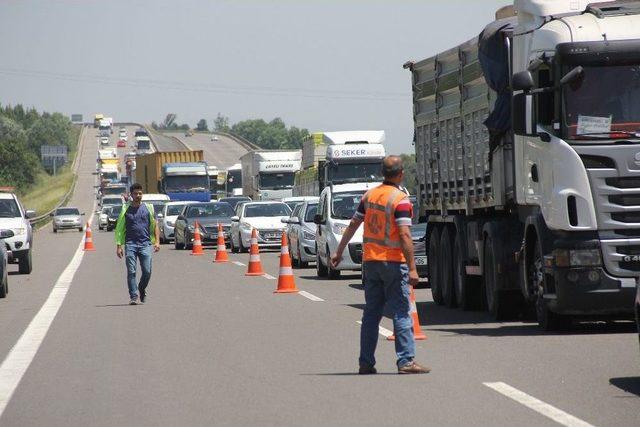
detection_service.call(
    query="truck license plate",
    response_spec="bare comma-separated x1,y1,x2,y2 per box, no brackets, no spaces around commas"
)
415,256,427,266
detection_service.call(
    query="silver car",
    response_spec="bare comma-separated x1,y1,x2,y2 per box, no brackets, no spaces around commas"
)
283,199,318,268
51,207,85,233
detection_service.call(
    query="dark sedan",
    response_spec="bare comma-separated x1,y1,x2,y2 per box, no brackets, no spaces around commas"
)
106,205,123,231
411,222,428,286
174,202,235,250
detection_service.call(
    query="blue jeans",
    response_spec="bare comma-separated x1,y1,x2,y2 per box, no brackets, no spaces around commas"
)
125,243,152,299
360,261,415,368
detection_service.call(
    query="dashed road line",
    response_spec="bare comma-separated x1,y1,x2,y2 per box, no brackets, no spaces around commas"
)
263,273,276,280
356,321,393,338
483,382,595,427
232,261,245,266
298,291,324,302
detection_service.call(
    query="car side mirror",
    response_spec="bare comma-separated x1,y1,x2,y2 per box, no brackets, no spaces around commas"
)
81,212,86,216
290,217,300,224
231,216,239,222
313,214,325,225
157,213,164,219
50,212,54,217
0,229,15,239
512,93,538,137
25,210,36,219
512,70,535,92
281,217,289,224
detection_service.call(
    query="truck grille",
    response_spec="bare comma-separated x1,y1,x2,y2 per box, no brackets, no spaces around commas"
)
579,146,640,277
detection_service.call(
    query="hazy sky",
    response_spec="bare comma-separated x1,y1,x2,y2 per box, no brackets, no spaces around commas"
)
0,0,509,154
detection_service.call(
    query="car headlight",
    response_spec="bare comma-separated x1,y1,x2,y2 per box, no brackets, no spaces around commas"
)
303,230,315,240
11,228,26,236
188,225,195,232
332,223,347,235
166,220,175,226
240,222,252,230
552,249,602,267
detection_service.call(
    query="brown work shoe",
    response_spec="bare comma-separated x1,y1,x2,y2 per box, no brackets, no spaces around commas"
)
358,364,377,375
398,361,430,374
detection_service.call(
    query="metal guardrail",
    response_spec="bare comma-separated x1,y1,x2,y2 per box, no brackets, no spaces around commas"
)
29,125,87,226
217,131,260,151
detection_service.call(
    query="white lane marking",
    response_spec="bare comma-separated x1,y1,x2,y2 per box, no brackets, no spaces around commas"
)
232,261,245,266
298,291,324,302
0,232,89,417
263,273,276,280
356,321,394,338
483,382,595,427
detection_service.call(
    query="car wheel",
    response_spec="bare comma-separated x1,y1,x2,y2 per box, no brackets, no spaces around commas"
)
230,233,237,253
298,243,308,268
53,227,58,233
185,231,193,250
238,234,247,253
316,245,328,277
327,246,341,279
78,227,84,232
18,249,33,275
291,243,299,268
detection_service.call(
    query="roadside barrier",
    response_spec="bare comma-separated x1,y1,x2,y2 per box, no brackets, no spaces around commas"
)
245,228,265,276
274,233,298,294
83,222,95,251
387,285,426,341
213,223,229,263
190,221,204,256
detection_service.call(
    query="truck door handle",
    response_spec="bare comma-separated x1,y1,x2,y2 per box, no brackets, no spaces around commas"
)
531,164,539,183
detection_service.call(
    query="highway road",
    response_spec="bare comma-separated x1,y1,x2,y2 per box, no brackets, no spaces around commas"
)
0,126,638,426
167,131,248,169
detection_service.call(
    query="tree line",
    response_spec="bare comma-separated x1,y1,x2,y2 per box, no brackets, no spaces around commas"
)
0,104,77,192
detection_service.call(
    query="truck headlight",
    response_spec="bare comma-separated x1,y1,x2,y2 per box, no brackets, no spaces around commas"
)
332,223,347,235
11,228,26,236
303,230,315,240
552,249,602,267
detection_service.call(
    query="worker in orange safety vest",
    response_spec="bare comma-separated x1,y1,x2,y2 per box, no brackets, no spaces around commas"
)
331,155,430,375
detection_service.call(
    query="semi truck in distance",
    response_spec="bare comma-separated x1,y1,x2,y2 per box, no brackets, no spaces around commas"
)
240,150,302,201
94,113,104,128
293,130,386,197
407,0,639,330
134,128,151,153
135,151,208,201
225,164,243,197
207,166,227,200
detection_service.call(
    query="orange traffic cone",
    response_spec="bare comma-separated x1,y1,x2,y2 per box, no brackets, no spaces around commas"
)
245,228,265,276
274,233,298,293
190,221,204,256
387,285,426,341
213,223,229,263
84,222,95,251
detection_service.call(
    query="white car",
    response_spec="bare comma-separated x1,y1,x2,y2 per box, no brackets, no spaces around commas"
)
0,192,35,274
282,196,318,212
98,206,111,230
229,201,291,252
100,136,109,146
158,201,195,243
211,134,219,141
314,182,379,279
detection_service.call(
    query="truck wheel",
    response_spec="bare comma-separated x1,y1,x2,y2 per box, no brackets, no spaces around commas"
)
18,250,33,275
316,245,328,277
428,226,444,305
327,246,341,279
529,242,571,331
440,227,456,307
483,235,518,320
454,232,481,310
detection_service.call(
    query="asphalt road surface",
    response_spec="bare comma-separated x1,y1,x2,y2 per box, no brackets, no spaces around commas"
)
0,127,638,426
167,131,248,169
148,130,188,152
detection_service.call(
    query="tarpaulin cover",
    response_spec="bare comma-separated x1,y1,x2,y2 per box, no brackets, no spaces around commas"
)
478,17,517,133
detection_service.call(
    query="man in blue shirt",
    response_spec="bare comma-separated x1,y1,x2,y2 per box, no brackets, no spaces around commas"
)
115,183,160,305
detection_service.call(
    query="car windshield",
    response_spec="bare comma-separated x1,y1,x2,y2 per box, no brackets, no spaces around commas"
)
410,223,427,239
328,162,382,183
166,204,185,216
331,191,365,220
186,203,234,218
258,172,295,190
102,187,126,196
150,203,166,215
0,199,21,218
244,203,290,218
285,201,301,210
304,204,318,222
102,197,123,205
56,208,79,216
108,206,122,218
220,197,250,210
563,64,640,139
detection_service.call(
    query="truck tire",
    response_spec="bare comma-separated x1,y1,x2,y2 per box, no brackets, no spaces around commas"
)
483,234,518,320
528,241,572,331
18,249,32,275
440,227,456,307
454,232,481,310
327,246,341,279
316,245,328,277
428,226,444,305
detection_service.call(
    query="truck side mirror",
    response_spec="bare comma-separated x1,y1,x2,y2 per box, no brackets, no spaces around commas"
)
512,93,538,137
512,70,535,92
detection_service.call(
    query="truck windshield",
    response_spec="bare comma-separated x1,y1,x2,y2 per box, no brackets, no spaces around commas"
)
563,64,640,139
331,191,365,220
227,170,242,192
0,199,20,218
137,140,150,149
101,172,118,181
328,162,382,183
164,176,209,192
259,172,295,189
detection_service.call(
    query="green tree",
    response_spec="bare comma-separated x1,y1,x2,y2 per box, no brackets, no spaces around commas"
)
196,119,208,132
213,113,230,132
26,113,73,155
231,117,309,150
0,116,40,191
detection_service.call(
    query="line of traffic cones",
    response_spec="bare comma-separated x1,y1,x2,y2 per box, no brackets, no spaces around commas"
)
83,222,95,251
387,285,426,341
213,223,229,263
190,221,204,256
245,229,265,276
274,233,298,294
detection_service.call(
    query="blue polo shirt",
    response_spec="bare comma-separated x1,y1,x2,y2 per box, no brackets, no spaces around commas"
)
125,203,150,245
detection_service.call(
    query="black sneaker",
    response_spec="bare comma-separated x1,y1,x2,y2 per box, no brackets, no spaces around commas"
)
358,363,377,375
129,298,138,305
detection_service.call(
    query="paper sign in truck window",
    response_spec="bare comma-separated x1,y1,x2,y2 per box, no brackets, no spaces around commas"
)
577,115,612,135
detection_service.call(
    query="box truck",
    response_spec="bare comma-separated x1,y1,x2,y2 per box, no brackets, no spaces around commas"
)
240,150,302,201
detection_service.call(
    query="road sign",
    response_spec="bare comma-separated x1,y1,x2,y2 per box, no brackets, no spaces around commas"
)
71,114,83,123
41,145,68,175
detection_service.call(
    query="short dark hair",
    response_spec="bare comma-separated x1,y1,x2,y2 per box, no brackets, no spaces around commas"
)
130,183,143,193
382,155,403,179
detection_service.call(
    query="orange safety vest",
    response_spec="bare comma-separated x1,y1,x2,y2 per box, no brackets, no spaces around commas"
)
362,184,408,263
